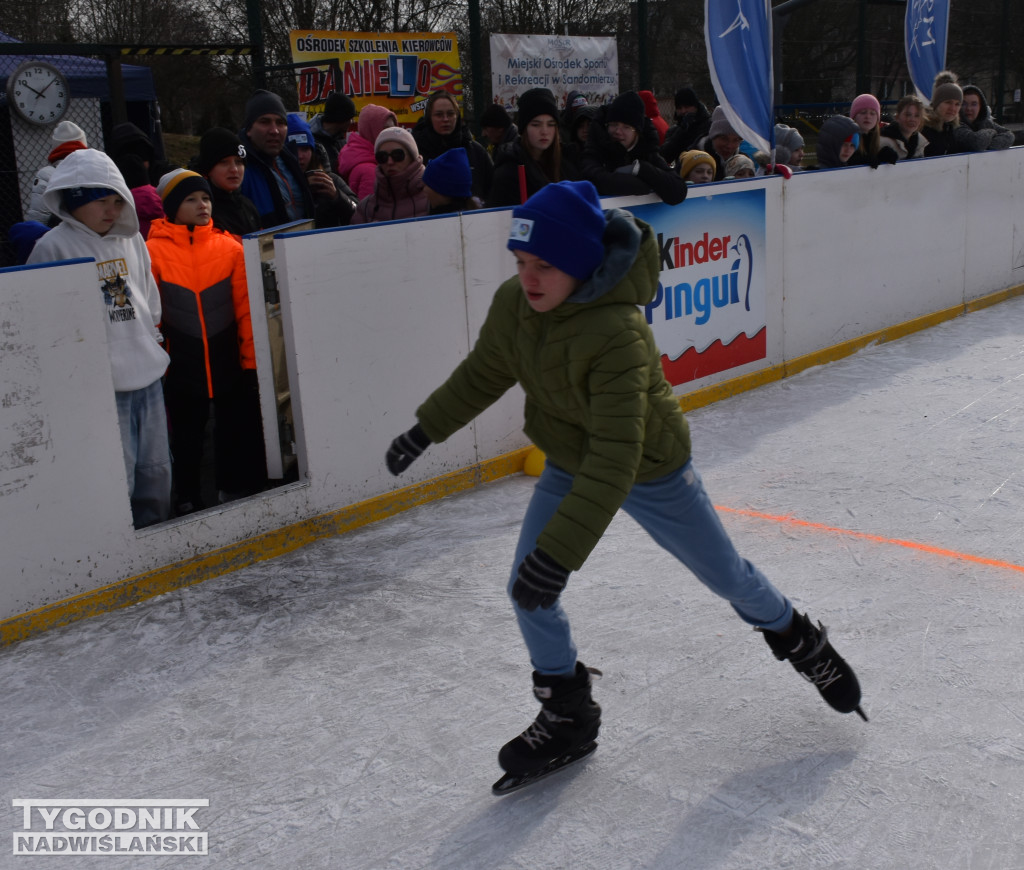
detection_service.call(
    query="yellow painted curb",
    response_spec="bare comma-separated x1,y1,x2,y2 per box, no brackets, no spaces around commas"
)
4,283,1022,647
0,447,532,648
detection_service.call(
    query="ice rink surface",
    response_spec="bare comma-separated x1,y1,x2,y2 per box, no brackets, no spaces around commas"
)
4,296,1024,869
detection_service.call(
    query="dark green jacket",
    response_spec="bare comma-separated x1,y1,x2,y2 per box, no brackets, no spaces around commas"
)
416,210,692,570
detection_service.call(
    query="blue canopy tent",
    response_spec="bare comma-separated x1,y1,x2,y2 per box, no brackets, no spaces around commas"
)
0,32,158,103
0,33,160,263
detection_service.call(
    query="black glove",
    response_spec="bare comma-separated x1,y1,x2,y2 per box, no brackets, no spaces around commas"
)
385,423,431,475
512,548,570,611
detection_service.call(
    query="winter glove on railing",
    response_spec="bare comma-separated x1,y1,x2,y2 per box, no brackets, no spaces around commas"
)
385,424,431,475
512,548,571,611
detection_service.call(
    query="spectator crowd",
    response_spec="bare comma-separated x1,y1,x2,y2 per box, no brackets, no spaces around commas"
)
10,66,1018,528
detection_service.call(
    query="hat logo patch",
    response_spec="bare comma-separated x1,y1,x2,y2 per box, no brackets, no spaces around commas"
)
509,217,534,242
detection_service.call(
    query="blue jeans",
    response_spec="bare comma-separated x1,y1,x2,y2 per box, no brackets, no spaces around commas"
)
509,461,793,675
115,380,172,528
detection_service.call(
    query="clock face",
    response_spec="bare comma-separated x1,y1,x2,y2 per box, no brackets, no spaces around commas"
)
7,62,71,126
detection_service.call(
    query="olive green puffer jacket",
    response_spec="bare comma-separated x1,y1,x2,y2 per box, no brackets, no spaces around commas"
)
416,210,692,571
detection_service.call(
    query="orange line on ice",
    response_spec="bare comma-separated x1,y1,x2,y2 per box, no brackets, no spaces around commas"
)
717,505,1024,575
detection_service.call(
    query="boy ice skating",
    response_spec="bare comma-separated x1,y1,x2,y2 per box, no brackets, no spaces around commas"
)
385,180,865,788
28,148,171,528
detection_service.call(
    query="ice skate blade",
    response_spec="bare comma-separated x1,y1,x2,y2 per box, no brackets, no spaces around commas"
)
492,742,597,796
855,705,869,722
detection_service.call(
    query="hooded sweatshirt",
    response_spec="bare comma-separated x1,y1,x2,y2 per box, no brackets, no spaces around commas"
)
27,148,169,392
415,211,691,571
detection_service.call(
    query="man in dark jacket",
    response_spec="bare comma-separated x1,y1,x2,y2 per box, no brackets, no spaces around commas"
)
238,90,317,230
659,87,713,164
579,91,687,205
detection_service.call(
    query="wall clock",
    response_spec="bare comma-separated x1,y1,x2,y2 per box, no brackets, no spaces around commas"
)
6,61,71,126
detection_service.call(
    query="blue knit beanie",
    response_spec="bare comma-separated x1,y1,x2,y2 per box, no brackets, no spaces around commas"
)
422,147,472,198
62,186,118,213
286,113,315,154
507,180,606,281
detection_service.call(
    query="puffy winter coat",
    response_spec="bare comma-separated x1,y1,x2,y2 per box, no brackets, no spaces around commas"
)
146,218,254,398
336,132,378,200
415,210,692,571
351,160,429,224
877,124,928,162
209,185,261,239
580,108,687,205
487,139,581,207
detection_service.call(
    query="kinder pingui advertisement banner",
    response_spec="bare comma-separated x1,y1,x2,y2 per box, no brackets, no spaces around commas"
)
627,189,767,386
289,31,462,122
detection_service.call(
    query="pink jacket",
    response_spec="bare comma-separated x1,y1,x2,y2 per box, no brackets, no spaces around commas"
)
337,105,397,200
132,184,164,240
337,133,377,200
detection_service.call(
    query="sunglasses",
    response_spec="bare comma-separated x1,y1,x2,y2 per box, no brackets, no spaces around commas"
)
376,148,407,164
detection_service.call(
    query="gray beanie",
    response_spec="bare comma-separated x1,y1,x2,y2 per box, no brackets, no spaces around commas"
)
244,90,289,130
931,71,963,107
708,107,738,140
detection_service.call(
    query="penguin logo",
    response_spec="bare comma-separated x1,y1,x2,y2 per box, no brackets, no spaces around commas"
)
729,234,754,311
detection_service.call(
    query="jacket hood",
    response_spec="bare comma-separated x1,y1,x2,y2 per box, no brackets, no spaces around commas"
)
42,148,139,236
639,90,663,119
566,209,654,307
961,84,992,125
816,115,860,168
337,132,375,175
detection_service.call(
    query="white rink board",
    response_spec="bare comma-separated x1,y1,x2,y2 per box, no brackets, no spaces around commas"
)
2,147,1024,622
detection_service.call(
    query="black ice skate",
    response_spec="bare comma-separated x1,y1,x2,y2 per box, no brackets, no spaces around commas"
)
493,662,601,794
761,611,868,722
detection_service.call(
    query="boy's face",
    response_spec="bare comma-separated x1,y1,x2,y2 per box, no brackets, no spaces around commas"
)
208,155,245,192
712,133,742,159
72,194,126,236
687,163,715,184
839,140,857,163
514,250,580,313
607,121,638,150
481,125,505,145
175,191,212,226
962,93,982,123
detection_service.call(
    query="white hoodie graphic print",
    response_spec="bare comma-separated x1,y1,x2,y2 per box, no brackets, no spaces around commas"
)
28,148,169,392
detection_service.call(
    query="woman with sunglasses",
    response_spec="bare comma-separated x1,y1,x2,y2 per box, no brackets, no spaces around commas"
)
351,127,429,224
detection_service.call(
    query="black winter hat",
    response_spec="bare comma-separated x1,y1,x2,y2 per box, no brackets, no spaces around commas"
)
516,88,559,128
244,89,288,130
606,91,646,131
323,92,356,124
674,87,700,109
196,127,247,175
480,103,512,129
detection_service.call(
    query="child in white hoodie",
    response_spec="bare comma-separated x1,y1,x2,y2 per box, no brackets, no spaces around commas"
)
28,148,171,528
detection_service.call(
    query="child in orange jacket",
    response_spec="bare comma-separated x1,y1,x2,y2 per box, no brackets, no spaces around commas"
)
147,169,267,514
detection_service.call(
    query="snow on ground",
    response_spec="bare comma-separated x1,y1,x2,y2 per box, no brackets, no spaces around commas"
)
3,296,1024,869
